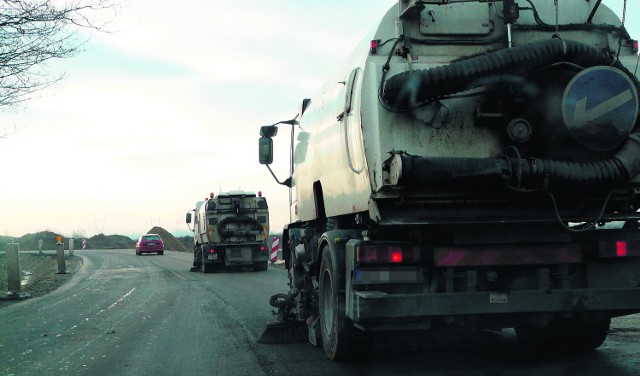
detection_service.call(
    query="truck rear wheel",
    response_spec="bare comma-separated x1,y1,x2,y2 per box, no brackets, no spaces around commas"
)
515,317,610,351
201,262,213,273
319,249,367,360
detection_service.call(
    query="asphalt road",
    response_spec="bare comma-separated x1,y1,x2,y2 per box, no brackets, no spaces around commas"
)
1,249,639,376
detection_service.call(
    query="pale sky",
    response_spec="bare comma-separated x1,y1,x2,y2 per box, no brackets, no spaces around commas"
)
0,0,638,238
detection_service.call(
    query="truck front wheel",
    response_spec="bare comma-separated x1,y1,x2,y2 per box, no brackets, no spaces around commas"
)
193,247,202,267
319,249,367,360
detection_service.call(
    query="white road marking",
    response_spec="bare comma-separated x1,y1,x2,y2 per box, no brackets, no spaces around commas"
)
107,288,135,310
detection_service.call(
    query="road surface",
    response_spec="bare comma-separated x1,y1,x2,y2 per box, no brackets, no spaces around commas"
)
1,249,639,375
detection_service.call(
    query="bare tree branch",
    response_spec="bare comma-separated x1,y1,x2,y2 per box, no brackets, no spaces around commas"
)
0,0,120,108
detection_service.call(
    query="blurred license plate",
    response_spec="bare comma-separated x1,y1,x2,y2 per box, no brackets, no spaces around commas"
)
208,254,218,260
148,242,156,246
490,293,508,303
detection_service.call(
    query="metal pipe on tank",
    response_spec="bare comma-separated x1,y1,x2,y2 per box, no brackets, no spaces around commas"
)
502,0,519,48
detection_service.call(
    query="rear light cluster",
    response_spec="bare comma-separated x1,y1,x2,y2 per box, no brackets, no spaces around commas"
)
356,244,419,264
599,240,640,258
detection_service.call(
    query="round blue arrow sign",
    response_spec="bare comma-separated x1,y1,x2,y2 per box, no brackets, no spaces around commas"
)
562,66,638,151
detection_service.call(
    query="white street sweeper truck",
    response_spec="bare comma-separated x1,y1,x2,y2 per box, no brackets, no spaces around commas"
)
257,0,640,360
186,191,270,272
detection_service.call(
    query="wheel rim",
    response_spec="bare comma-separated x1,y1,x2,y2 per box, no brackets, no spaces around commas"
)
321,268,334,337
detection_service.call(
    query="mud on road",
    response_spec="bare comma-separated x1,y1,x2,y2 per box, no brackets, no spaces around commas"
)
0,253,82,309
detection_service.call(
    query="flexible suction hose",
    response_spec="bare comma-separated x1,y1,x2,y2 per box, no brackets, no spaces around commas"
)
382,38,637,109
396,132,640,187
217,216,264,238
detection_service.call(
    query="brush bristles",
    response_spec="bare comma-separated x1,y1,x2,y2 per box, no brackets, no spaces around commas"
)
257,322,308,344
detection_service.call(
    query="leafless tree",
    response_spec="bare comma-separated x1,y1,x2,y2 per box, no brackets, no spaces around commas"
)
0,0,119,110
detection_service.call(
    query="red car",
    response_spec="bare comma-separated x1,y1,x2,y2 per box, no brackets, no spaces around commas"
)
136,234,164,255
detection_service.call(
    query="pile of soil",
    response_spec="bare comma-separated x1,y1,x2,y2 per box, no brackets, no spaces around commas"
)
0,232,135,252
85,234,134,250
0,253,82,309
147,226,191,252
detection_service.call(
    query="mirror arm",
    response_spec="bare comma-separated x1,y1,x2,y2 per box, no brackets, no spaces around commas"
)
266,164,292,188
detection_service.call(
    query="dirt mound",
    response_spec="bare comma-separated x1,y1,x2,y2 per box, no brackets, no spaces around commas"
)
3,231,60,251
1,231,135,251
147,226,190,252
86,234,135,249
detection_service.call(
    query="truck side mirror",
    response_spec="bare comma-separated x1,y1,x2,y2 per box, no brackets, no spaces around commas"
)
186,212,192,224
260,125,278,138
259,137,273,165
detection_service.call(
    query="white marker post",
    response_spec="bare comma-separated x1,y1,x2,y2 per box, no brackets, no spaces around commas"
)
4,243,30,300
38,239,43,255
56,235,66,274
7,243,21,293
69,238,74,256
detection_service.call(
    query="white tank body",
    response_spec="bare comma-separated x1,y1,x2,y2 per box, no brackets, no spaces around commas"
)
287,0,639,225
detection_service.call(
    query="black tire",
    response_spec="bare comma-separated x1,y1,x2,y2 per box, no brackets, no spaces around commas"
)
193,246,202,268
515,317,610,352
572,318,611,350
253,261,268,271
158,251,164,255
319,249,367,360
201,262,212,273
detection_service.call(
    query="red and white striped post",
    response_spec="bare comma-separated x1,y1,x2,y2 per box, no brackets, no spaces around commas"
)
82,238,87,250
270,236,279,263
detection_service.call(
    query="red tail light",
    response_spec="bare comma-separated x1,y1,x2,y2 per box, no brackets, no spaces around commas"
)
209,249,216,254
632,39,638,53
616,241,628,257
260,245,267,251
390,249,403,263
356,244,418,264
599,240,640,258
